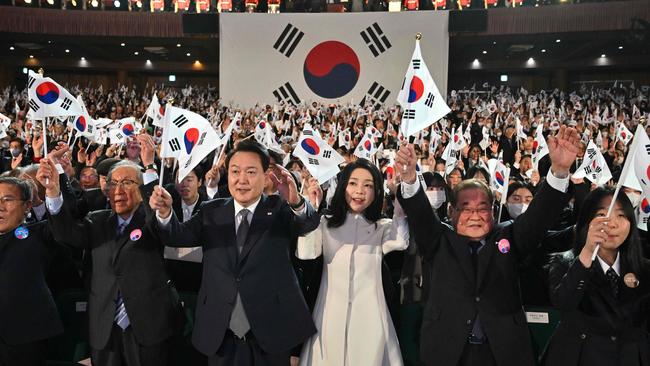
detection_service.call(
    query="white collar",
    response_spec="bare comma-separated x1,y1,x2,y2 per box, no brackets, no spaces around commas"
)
233,196,262,217
181,196,199,209
597,252,621,276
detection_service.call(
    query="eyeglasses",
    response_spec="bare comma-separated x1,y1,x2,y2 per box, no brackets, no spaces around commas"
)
0,196,26,205
457,207,492,216
107,179,138,190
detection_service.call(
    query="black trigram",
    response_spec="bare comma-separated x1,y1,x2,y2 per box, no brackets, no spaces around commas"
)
644,144,650,154
303,130,313,136
359,82,390,110
115,132,125,140
172,115,189,129
28,76,36,89
584,165,602,174
425,93,435,108
183,156,193,169
586,148,597,160
403,109,416,120
273,23,304,58
198,131,207,145
168,138,181,152
87,125,94,134
308,157,319,165
412,59,421,70
60,97,73,111
28,99,40,112
642,216,648,225
360,22,392,57
323,150,332,159
272,82,301,106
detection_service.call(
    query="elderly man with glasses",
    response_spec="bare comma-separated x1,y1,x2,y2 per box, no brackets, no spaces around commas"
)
36,134,184,366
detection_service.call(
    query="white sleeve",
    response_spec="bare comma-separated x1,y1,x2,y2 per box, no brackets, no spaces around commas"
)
156,211,172,228
295,218,324,260
546,169,570,193
400,180,421,199
45,194,64,215
205,185,219,199
381,207,410,254
143,171,159,185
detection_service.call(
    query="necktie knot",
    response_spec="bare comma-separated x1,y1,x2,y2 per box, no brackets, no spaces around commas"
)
469,241,482,255
606,268,619,298
116,222,127,236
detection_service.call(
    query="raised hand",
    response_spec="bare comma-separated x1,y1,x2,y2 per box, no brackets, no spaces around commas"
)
395,142,417,184
270,164,301,206
305,177,322,209
204,164,221,188
150,185,173,219
547,125,581,177
136,133,156,166
36,158,61,197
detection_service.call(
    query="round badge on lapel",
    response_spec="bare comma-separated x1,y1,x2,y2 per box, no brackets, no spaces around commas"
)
623,273,639,288
14,225,29,240
130,229,142,241
497,239,510,254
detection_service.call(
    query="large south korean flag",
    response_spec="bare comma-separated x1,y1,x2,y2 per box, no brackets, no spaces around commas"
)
219,12,449,107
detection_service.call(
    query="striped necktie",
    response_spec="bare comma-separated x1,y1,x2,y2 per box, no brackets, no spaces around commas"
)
114,221,130,330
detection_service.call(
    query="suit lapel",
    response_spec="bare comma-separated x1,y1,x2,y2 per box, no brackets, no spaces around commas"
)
591,266,626,322
238,195,274,266
112,205,146,266
476,238,495,290
448,234,475,285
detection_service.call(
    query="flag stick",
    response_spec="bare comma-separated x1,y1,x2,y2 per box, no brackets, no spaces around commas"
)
590,184,620,261
43,118,49,185
497,201,503,224
67,128,75,147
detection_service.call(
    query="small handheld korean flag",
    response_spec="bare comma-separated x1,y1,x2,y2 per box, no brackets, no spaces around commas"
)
338,129,351,150
27,70,83,118
616,122,633,146
450,127,467,151
396,35,451,137
253,120,270,145
441,142,458,175
109,117,141,144
0,113,11,130
354,133,377,161
572,140,612,185
145,94,166,127
632,126,650,201
292,125,344,184
531,124,549,170
73,95,95,138
429,126,441,154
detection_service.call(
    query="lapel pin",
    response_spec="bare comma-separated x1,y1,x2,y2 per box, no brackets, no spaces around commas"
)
267,211,272,216
130,229,142,241
14,225,29,240
497,239,510,254
623,273,639,288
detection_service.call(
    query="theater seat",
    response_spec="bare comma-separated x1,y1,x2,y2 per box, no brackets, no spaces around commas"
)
524,306,561,361
47,290,90,364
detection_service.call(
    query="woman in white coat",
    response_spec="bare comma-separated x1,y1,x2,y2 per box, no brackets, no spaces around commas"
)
297,159,409,366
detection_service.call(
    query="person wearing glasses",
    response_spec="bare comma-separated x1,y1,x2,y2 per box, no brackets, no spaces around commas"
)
0,177,64,366
394,125,581,366
36,137,184,366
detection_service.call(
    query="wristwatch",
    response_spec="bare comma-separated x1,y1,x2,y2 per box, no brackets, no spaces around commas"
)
142,163,157,172
289,196,305,210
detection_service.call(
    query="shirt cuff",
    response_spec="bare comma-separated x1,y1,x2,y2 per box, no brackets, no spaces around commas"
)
546,169,570,193
143,171,159,185
400,179,421,199
45,193,64,215
55,164,64,175
157,211,172,227
206,185,218,199
291,199,308,218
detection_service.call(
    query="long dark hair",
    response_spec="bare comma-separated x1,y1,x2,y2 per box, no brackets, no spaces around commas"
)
327,159,383,228
574,187,643,275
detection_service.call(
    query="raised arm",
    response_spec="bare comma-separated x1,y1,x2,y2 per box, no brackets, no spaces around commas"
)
151,185,204,247
381,199,410,254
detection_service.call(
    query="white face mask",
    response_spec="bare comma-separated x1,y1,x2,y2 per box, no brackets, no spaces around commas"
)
625,191,641,207
506,202,528,219
425,190,446,209
436,170,446,177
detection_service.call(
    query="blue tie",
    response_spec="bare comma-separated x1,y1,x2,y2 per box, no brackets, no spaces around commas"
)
114,221,130,330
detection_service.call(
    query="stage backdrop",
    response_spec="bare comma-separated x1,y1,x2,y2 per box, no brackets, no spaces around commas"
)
219,11,449,108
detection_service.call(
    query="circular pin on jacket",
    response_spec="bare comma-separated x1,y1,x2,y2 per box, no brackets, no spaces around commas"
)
14,225,29,240
623,273,639,288
130,229,142,241
497,239,510,254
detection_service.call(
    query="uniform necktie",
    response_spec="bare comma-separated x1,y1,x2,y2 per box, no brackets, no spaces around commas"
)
606,268,619,299
229,209,251,338
468,241,486,344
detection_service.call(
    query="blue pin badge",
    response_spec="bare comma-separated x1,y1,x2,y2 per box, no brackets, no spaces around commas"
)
14,225,29,240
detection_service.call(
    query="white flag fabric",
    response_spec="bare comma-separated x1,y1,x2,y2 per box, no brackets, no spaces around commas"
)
292,125,344,184
0,113,11,129
616,122,633,146
635,203,649,231
441,142,458,175
145,94,166,127
253,120,270,145
631,126,650,201
72,95,95,138
429,126,441,154
397,39,451,137
219,118,237,146
489,159,510,198
595,130,603,150
531,124,549,170
353,132,377,161
515,117,527,141
109,117,141,144
572,140,613,185
338,129,351,150
449,127,467,151
161,106,221,182
27,70,83,119
479,126,490,151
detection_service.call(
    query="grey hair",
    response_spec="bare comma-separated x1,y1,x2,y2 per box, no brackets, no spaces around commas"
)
106,160,143,184
0,177,33,202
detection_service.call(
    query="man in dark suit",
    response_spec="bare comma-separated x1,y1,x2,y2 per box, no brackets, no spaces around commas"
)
395,126,581,366
0,177,63,366
37,135,183,366
150,139,319,366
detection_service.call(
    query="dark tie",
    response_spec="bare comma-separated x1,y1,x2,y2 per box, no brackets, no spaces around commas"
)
229,209,251,338
606,268,619,299
116,221,127,237
468,241,486,344
114,221,130,329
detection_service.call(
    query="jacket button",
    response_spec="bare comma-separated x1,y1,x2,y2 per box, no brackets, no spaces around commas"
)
466,320,472,325
610,336,617,342
475,296,480,302
235,277,241,282
580,334,587,340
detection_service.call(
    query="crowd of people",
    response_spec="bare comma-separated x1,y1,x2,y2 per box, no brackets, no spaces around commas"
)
0,80,648,366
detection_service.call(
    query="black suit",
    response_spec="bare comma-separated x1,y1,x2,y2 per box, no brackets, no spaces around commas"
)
0,221,63,366
160,194,319,364
398,180,571,366
48,188,183,365
544,253,650,366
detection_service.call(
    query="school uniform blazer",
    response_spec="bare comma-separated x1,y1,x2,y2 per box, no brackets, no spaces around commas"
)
48,184,183,350
544,252,650,366
160,194,320,356
0,221,64,345
397,180,572,366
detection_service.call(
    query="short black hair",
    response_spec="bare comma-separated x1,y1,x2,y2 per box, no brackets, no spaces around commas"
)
226,139,270,171
0,177,32,202
9,137,24,149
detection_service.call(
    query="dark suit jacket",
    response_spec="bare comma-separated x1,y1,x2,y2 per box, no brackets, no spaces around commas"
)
0,221,64,345
544,253,650,366
48,191,183,349
398,180,572,366
161,194,320,356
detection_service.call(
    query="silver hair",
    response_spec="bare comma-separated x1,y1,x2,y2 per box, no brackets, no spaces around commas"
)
106,160,143,184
